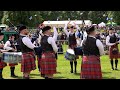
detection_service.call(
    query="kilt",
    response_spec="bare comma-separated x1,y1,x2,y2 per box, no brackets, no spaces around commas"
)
40,52,57,74
80,55,102,79
109,45,119,59
0,58,7,69
21,52,36,72
69,44,79,59
9,63,18,67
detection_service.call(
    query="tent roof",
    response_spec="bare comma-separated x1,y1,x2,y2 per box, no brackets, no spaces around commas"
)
0,24,8,28
98,22,106,27
107,22,117,25
43,20,92,26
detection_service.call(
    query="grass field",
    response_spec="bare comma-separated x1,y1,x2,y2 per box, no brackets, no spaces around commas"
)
2,44,120,79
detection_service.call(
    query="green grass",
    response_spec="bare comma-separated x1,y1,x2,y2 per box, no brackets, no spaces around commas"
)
3,54,120,79
2,44,120,79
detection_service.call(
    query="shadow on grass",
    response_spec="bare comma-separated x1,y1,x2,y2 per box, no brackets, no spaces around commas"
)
74,73,80,76
30,74,41,76
11,76,23,79
56,72,62,74
53,76,67,79
102,72,112,74
102,77,116,79
114,69,120,71
10,75,38,79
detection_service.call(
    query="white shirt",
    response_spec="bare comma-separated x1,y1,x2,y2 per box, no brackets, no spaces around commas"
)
37,27,58,45
53,27,58,41
106,33,120,46
44,34,58,53
37,34,42,45
63,24,79,38
20,34,36,49
4,40,13,50
96,39,105,56
101,34,105,39
37,30,43,45
82,31,87,40
81,35,104,56
80,31,87,46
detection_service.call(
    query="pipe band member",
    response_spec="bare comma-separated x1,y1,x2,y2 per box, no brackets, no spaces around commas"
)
0,32,7,79
81,26,104,79
40,26,58,79
106,28,120,70
17,25,36,79
63,22,79,73
4,34,18,78
37,26,58,78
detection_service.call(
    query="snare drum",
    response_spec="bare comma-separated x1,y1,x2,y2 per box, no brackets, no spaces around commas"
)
74,47,83,55
65,49,75,61
2,52,22,63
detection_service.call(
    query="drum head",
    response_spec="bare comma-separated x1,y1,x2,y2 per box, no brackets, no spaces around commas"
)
67,49,75,55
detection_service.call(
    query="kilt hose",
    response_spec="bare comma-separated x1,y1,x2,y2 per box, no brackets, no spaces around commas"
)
37,55,41,71
109,45,119,60
80,55,102,79
0,58,7,69
69,44,79,59
21,52,36,73
39,52,57,75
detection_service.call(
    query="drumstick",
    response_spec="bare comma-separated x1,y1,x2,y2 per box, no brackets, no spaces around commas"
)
67,21,71,25
73,22,76,25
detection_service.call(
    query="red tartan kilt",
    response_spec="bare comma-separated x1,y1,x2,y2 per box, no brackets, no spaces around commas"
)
40,52,57,74
9,63,18,66
69,44,79,59
80,55,102,79
0,58,7,69
109,45,119,59
21,52,36,72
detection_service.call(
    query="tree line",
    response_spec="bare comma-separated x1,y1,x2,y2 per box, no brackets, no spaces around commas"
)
0,11,120,27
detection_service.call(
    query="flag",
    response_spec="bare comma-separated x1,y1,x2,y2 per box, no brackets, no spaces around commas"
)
106,17,109,20
29,16,32,20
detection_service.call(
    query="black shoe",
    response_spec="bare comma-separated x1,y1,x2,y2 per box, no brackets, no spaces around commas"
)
74,70,77,74
23,76,29,79
111,68,114,70
71,70,73,73
45,77,48,79
41,74,45,77
115,68,118,70
0,77,4,79
11,75,18,78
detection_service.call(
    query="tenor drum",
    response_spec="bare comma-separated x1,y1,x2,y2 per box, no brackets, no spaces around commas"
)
65,49,75,61
2,52,22,63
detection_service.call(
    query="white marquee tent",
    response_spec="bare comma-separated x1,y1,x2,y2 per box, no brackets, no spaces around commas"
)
98,22,106,27
43,20,92,27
